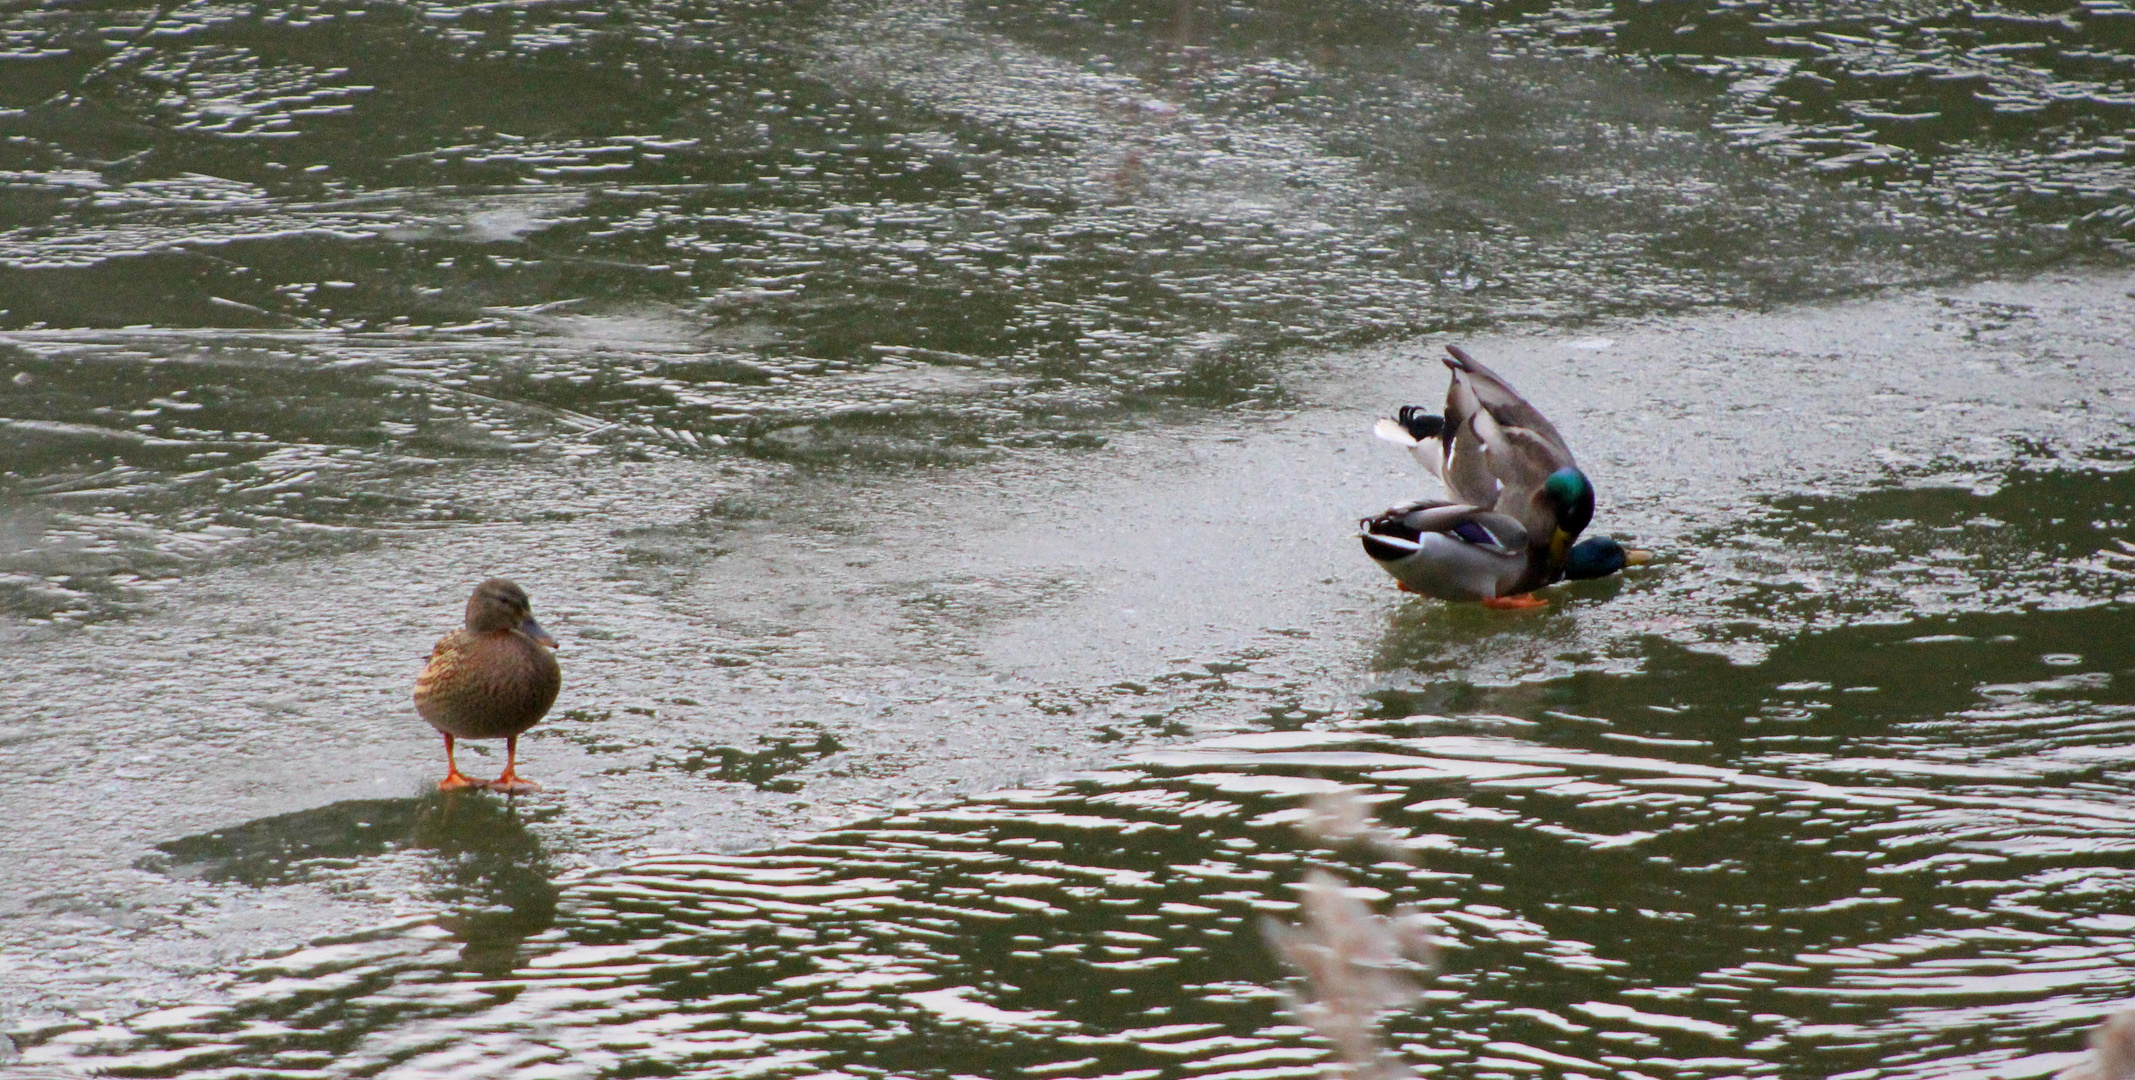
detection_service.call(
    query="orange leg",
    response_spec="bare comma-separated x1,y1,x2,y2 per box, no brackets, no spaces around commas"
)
438,734,483,791
487,734,542,795
1482,593,1550,610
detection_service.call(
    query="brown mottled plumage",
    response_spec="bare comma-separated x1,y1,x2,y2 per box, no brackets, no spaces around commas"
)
414,578,560,794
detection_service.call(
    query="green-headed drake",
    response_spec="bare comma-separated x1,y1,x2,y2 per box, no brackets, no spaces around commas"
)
1362,345,1648,607
414,577,560,794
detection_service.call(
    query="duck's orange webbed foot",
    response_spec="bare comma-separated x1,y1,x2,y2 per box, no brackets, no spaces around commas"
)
439,769,484,791
486,734,542,795
1482,593,1549,610
1396,581,1419,594
487,770,542,795
438,733,484,791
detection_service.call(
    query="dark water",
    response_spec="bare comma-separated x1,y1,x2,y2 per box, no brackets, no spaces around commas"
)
5,0,2135,1076
24,611,2135,1078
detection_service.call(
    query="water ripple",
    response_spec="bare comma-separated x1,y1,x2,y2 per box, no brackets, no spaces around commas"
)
23,674,2135,1079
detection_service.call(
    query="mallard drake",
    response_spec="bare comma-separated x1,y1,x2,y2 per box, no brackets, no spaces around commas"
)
414,578,560,794
1360,500,1649,603
1362,345,1646,607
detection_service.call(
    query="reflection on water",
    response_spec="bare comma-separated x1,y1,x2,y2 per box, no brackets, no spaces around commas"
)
25,593,2135,1078
148,798,425,886
416,796,561,976
148,793,560,975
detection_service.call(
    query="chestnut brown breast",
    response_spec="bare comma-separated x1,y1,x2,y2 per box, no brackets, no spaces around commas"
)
413,628,561,740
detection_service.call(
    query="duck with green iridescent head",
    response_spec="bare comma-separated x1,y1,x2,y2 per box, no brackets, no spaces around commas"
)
1360,345,1648,608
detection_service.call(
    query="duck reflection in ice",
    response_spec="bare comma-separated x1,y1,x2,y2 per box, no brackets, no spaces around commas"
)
414,791,560,974
151,792,560,975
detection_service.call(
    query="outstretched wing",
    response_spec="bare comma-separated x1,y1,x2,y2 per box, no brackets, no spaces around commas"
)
1443,345,1575,461
1441,345,1577,521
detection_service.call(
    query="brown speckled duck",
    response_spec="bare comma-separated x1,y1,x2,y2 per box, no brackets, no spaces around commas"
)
414,578,561,794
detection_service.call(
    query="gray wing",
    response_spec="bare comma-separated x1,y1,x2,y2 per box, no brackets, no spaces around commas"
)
1443,345,1577,465
1439,386,1501,509
1374,500,1530,554
1441,345,1578,521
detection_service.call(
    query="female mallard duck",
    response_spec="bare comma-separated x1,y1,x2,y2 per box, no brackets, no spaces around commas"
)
414,578,560,793
1362,345,1647,607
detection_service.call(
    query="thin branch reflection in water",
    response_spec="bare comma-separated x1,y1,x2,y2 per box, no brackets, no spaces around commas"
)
2060,1010,2135,1080
1263,789,1441,1080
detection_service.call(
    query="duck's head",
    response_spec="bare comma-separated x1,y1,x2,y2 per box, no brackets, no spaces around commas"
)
1563,536,1654,580
1541,467,1596,567
466,577,557,647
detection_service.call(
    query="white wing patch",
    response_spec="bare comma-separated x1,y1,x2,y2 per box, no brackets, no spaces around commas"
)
1376,418,1445,483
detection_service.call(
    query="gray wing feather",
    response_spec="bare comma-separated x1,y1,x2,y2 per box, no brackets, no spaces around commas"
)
1440,345,1578,534
1397,504,1529,554
1443,345,1577,464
